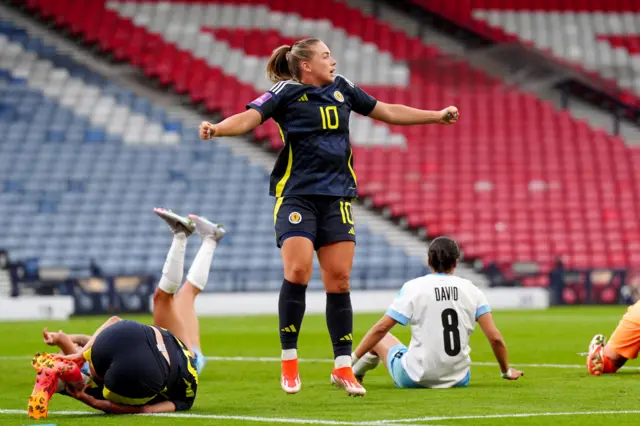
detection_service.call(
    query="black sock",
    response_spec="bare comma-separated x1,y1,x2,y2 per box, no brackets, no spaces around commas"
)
278,279,307,350
326,292,353,358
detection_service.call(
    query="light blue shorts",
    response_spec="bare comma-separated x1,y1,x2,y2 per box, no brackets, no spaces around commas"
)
81,362,91,376
192,346,206,375
387,344,470,389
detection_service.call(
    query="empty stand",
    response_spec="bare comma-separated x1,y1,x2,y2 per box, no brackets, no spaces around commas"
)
9,0,640,284
412,0,640,104
0,19,427,290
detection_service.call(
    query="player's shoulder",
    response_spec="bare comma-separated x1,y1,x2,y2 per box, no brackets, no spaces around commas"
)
449,276,486,301
334,74,356,89
447,274,478,291
400,274,433,293
409,274,476,290
451,274,475,287
267,79,305,97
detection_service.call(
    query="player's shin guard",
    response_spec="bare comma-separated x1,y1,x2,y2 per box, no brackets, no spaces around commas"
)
158,233,187,294
278,280,307,351
326,292,353,361
186,238,216,291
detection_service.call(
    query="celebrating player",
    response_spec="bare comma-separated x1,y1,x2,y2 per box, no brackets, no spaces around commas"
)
28,209,224,419
199,37,459,396
586,301,640,375
350,237,523,388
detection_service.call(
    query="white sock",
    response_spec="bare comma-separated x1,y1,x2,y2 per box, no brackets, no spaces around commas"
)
335,355,352,369
281,349,297,361
353,352,380,377
158,233,187,294
186,237,217,291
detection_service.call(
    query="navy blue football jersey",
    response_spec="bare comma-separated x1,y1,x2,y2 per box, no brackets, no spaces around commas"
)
247,75,377,198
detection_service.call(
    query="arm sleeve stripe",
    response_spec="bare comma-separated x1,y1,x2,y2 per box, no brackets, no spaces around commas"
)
386,308,409,326
475,305,492,320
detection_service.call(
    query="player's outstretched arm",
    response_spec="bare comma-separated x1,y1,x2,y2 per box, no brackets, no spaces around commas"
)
477,313,524,380
68,333,91,347
56,316,122,364
42,328,78,355
199,109,262,139
368,102,459,126
352,315,397,361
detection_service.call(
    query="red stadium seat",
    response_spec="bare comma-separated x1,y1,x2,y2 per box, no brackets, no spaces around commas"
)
26,0,640,286
410,0,640,107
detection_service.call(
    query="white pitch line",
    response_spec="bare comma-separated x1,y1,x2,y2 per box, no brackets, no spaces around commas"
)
3,355,639,371
206,357,640,371
381,409,640,423
1,408,639,425
0,409,433,426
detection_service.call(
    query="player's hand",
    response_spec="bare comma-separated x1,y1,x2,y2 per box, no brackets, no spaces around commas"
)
42,328,61,346
200,121,216,140
501,368,524,380
66,383,95,405
65,382,87,397
439,106,459,125
55,351,86,367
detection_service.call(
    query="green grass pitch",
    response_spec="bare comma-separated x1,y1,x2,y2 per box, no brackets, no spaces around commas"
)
1,306,639,426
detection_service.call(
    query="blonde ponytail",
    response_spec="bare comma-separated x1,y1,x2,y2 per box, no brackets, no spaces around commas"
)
265,38,321,83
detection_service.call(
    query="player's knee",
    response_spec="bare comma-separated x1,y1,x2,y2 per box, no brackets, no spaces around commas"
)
324,270,350,293
285,262,312,284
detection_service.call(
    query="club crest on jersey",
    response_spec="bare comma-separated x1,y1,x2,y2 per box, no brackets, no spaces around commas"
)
333,90,344,102
289,212,302,224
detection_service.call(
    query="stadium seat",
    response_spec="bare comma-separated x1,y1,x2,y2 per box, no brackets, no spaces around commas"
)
0,19,427,290
411,0,640,105
10,0,640,286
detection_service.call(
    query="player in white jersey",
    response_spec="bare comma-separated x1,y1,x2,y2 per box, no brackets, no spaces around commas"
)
350,237,523,389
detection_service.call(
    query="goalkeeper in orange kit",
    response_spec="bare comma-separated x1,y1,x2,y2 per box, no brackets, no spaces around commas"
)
587,301,640,375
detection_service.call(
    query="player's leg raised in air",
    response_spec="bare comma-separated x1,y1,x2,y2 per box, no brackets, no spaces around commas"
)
154,207,225,373
587,302,640,375
28,209,224,418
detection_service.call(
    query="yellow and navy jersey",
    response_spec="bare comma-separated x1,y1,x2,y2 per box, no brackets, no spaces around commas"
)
247,75,377,199
83,320,198,412
157,331,199,412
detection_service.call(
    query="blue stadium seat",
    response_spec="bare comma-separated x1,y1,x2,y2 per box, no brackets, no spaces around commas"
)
0,20,427,288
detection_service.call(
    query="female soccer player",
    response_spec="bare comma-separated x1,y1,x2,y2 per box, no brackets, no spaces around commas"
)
28,209,224,418
199,37,460,396
351,237,524,388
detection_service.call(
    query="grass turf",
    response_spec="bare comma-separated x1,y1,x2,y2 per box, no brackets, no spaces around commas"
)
1,307,638,426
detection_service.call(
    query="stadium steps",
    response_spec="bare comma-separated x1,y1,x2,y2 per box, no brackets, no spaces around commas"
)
0,6,490,287
338,0,640,144
15,0,640,284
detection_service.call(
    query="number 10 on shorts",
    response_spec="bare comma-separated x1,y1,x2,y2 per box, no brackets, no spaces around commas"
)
340,201,354,225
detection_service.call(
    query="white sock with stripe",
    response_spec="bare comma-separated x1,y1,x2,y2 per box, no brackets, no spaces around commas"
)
158,233,187,294
186,237,217,291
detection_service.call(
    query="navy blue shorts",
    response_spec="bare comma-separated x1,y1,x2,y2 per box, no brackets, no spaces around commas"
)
89,320,169,405
274,195,356,251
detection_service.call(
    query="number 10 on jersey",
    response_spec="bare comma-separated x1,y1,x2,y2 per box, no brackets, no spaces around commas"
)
320,106,339,129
